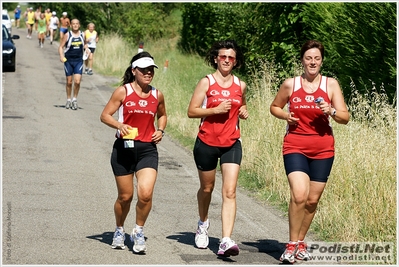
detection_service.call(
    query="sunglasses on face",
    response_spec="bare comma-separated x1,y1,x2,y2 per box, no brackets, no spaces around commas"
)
137,67,154,73
218,55,236,62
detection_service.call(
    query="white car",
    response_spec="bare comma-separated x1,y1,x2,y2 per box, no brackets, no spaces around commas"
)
2,10,12,34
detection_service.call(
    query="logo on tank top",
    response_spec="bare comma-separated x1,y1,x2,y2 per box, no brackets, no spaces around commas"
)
210,90,220,96
221,90,230,97
292,97,301,103
138,100,148,107
125,101,136,107
305,95,315,102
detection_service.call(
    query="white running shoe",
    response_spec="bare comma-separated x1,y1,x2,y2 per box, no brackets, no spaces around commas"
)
195,220,209,249
295,241,311,261
111,230,126,249
280,242,297,263
217,238,239,257
65,100,71,109
130,228,146,253
71,100,78,110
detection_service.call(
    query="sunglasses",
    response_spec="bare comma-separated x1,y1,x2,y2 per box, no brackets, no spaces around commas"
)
218,55,236,62
137,67,154,73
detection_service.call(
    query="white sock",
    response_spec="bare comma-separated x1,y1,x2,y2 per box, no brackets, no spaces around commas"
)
116,226,124,233
72,97,77,101
199,219,209,227
135,225,144,232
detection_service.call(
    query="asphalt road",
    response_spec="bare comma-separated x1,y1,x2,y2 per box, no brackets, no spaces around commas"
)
2,27,313,266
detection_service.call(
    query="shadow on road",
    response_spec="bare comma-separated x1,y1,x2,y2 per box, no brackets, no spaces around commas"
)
86,231,138,252
167,231,239,262
242,239,286,261
53,104,83,110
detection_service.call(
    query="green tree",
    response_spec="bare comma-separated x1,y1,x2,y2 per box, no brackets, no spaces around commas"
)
302,2,397,100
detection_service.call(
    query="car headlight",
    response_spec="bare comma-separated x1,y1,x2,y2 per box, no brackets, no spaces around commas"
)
3,48,14,54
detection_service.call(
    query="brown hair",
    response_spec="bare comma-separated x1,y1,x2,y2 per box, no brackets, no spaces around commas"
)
300,40,325,60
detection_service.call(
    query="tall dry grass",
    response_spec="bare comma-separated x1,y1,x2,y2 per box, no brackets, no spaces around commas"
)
95,34,396,246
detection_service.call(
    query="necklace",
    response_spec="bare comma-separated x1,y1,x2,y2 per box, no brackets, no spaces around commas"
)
303,74,319,93
308,82,316,92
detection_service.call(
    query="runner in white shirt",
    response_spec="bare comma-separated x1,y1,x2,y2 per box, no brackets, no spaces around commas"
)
49,11,59,45
84,23,99,75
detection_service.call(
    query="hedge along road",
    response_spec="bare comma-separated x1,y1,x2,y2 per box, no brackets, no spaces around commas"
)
2,27,306,266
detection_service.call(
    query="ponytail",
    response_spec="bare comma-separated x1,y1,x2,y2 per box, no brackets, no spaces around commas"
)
121,66,135,86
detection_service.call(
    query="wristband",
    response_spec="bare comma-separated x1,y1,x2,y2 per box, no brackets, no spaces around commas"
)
157,129,165,136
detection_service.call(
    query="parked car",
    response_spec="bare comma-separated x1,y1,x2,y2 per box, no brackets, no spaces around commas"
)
2,9,12,34
2,24,19,72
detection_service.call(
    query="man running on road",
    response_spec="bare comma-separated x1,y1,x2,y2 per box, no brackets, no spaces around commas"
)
58,19,88,110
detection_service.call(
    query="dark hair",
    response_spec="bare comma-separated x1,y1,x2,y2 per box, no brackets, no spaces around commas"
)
121,51,155,85
300,40,325,60
206,40,244,70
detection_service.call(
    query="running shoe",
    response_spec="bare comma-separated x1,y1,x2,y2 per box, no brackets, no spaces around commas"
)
280,242,297,264
71,100,78,110
295,241,311,261
87,69,93,75
195,221,209,249
65,100,71,109
217,238,240,257
111,230,126,249
85,68,89,74
130,228,146,253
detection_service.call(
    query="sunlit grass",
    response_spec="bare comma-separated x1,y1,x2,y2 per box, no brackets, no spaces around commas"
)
95,34,396,248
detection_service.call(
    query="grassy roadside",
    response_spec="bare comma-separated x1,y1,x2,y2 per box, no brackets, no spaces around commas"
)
92,30,396,260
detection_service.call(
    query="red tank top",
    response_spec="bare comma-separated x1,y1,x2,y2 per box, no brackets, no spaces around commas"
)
115,83,159,142
197,74,242,147
283,76,334,158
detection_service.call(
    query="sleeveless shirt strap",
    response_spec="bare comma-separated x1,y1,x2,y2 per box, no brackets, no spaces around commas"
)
206,74,216,85
320,76,328,92
233,75,240,86
293,76,301,92
124,83,134,96
151,86,158,99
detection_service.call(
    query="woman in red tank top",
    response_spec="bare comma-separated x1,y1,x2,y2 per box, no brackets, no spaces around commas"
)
100,51,167,253
270,40,350,263
187,40,249,257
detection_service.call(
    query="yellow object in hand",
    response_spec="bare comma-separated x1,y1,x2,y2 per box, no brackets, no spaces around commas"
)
63,57,67,62
122,127,138,139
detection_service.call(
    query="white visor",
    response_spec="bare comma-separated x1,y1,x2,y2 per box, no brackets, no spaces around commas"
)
132,57,158,69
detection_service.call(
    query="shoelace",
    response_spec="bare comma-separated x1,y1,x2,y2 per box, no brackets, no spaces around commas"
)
198,224,208,234
135,232,145,244
286,243,296,253
114,231,124,240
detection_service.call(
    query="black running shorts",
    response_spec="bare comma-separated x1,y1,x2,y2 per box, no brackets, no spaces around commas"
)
110,139,158,176
283,153,334,182
193,137,242,171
